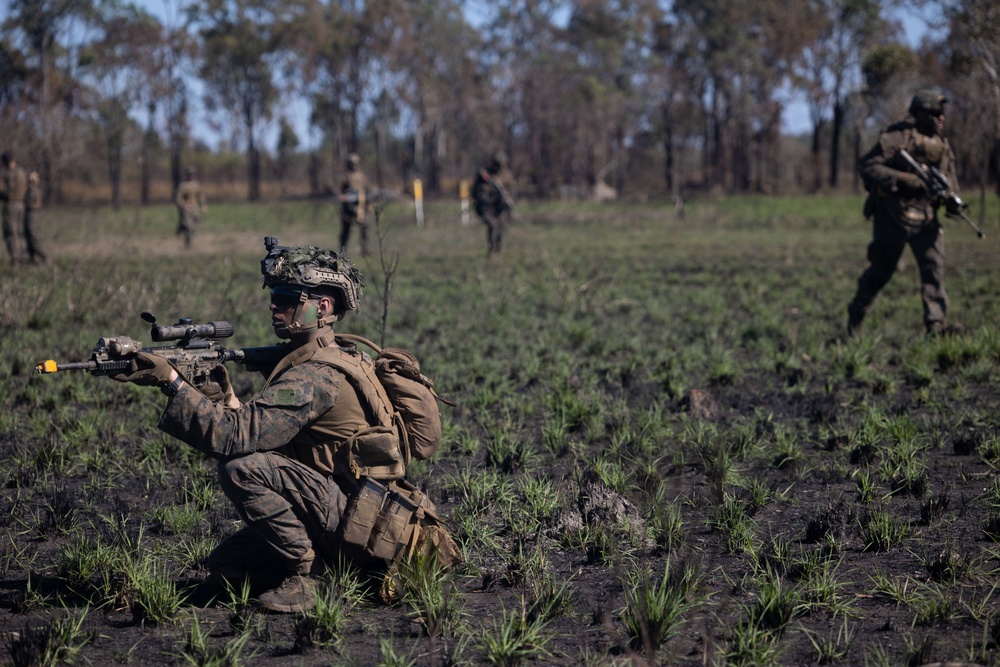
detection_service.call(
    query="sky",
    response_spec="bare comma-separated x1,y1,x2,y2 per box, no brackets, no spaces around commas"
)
132,0,939,149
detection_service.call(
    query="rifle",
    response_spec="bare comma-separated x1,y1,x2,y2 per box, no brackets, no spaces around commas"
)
35,312,288,387
898,149,986,239
479,170,517,220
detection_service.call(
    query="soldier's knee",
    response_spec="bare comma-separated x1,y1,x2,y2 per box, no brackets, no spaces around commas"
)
218,453,270,496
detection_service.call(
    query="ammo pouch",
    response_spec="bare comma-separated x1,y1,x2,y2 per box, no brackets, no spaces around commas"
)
338,478,460,567
339,478,421,563
346,424,407,481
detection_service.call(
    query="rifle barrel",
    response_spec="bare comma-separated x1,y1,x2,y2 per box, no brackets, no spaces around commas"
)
36,360,97,374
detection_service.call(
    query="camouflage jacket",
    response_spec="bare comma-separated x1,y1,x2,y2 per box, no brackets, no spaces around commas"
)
158,328,369,488
340,170,368,222
175,180,205,212
1,166,27,203
472,168,511,216
26,182,42,210
859,118,958,232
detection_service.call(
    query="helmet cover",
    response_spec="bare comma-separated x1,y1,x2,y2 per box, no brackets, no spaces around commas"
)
909,89,947,115
261,236,363,312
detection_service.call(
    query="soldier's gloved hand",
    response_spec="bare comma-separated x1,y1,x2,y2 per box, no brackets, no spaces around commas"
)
199,365,236,406
944,194,965,216
897,172,927,196
109,352,176,386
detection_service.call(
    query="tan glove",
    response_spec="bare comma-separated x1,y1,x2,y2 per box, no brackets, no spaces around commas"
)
109,352,176,386
199,365,236,406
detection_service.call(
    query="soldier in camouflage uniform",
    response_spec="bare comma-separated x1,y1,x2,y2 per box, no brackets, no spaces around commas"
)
848,90,960,337
339,153,369,256
111,241,374,613
1,152,28,265
472,151,514,257
175,168,207,249
24,171,47,264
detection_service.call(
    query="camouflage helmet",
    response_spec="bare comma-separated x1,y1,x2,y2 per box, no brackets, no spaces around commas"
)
260,236,363,313
909,89,947,115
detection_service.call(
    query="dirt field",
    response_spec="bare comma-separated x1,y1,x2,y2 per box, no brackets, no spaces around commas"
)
1,197,999,666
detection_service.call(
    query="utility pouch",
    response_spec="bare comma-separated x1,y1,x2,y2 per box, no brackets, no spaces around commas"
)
368,490,420,562
347,426,406,481
340,477,388,548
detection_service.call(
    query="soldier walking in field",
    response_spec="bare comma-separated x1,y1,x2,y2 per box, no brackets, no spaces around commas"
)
24,171,47,264
1,152,28,265
847,90,962,337
175,168,208,249
109,240,458,612
339,153,370,257
472,151,515,257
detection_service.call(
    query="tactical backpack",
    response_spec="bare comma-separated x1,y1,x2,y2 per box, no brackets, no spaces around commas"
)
313,334,450,479
314,335,462,568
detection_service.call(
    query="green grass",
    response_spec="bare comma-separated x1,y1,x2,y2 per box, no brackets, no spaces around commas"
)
4,195,1000,664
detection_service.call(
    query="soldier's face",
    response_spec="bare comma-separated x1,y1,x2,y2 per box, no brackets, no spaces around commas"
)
915,109,944,136
270,288,302,335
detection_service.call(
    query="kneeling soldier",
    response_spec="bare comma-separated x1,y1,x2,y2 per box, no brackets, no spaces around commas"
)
112,240,443,612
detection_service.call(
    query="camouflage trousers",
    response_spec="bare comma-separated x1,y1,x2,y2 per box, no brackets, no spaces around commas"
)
848,215,948,332
24,208,46,263
2,201,25,263
210,452,347,580
176,210,200,248
479,209,506,256
339,217,369,256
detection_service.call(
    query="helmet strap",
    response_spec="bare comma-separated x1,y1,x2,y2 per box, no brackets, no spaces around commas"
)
284,290,340,335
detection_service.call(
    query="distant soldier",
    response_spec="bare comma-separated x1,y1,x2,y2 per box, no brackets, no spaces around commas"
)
339,153,369,257
24,171,46,264
848,89,960,337
472,151,514,257
175,168,207,249
1,152,28,265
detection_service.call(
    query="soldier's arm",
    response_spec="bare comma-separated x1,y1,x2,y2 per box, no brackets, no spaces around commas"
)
859,133,911,194
157,364,344,459
940,141,960,194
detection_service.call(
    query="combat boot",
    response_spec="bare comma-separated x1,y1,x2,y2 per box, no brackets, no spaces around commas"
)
927,321,965,337
258,574,317,613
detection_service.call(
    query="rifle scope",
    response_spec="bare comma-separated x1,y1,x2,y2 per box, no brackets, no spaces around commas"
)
149,318,235,342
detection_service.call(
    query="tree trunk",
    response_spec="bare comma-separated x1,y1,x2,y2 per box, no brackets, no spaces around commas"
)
108,142,122,211
375,123,385,188
662,105,674,193
829,99,844,189
810,119,823,192
141,103,155,205
309,152,321,196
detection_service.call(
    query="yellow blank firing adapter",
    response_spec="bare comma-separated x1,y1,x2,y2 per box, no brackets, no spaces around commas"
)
36,360,59,374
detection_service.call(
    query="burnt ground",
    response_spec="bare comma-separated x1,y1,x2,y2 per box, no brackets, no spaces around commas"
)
2,203,1000,666
3,363,1000,667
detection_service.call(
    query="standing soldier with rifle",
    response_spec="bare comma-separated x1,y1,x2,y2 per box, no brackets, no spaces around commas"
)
473,151,515,257
847,90,976,338
175,168,208,249
1,151,28,265
339,153,369,257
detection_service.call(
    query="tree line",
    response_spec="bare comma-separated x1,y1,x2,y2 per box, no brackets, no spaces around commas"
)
1,0,998,207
